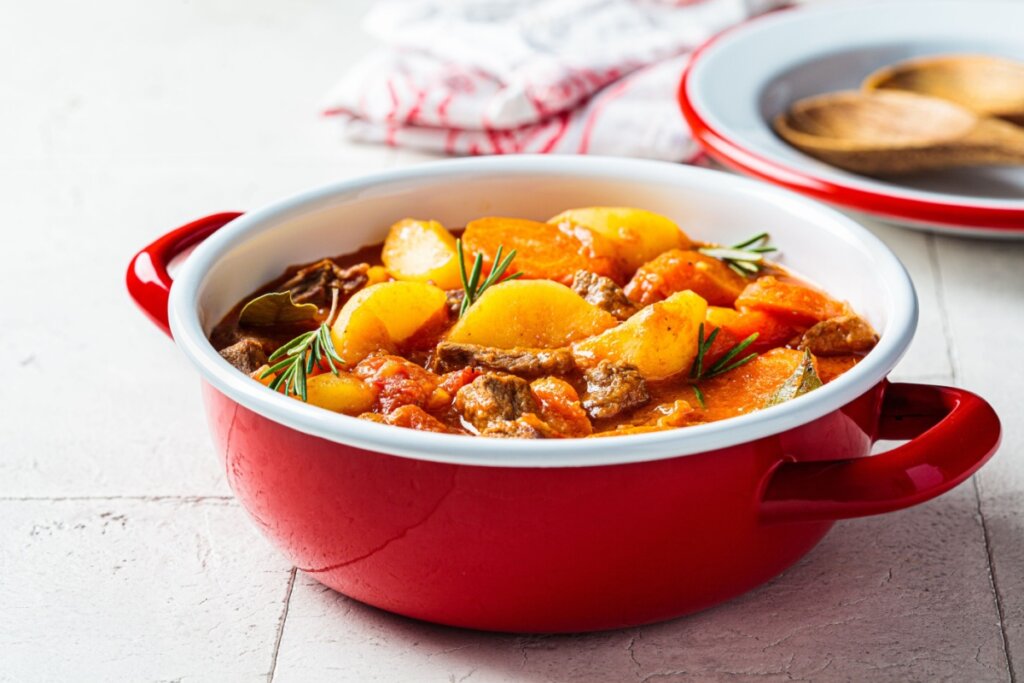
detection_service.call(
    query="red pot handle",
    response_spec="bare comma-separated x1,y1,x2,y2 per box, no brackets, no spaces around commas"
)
760,383,1000,524
126,212,243,338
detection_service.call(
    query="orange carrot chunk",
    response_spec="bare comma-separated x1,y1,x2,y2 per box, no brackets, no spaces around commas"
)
462,217,621,285
734,276,846,326
705,306,801,352
624,249,747,307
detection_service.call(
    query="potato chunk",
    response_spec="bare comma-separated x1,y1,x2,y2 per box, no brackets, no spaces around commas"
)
549,207,691,272
253,364,376,415
447,280,617,349
331,281,448,365
381,218,462,289
304,372,377,414
572,290,707,380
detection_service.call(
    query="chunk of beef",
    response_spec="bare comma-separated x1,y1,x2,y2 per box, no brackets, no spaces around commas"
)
280,259,370,307
581,361,650,419
353,354,448,413
799,315,878,356
434,342,575,377
571,270,636,320
480,414,554,439
218,339,268,374
454,373,540,435
359,405,454,433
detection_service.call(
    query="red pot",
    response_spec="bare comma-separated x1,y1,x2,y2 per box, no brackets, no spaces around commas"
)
127,158,1000,633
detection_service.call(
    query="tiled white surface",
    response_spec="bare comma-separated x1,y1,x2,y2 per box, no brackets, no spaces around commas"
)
2,1,1020,681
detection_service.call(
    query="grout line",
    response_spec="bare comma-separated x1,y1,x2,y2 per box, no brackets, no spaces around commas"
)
0,495,234,503
929,233,1015,682
974,477,1017,683
267,567,298,683
925,233,960,384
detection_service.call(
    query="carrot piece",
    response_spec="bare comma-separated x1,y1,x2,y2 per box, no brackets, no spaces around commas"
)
815,355,859,383
461,217,621,285
623,249,747,307
698,348,807,420
734,276,846,325
706,306,800,351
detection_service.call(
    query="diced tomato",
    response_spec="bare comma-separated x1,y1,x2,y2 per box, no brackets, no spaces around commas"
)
529,377,592,437
438,367,481,395
353,354,449,413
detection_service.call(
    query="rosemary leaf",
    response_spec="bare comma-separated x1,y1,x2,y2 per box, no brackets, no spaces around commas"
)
705,332,759,378
698,232,777,277
455,239,523,317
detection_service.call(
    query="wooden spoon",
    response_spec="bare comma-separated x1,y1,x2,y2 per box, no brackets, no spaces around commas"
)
773,90,1024,176
864,54,1024,127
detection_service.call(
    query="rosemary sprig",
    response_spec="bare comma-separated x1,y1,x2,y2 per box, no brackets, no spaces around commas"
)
699,232,777,277
456,238,523,317
260,289,344,402
688,322,759,408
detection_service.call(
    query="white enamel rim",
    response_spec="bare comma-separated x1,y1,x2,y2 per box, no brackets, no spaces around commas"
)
168,156,917,468
684,0,1024,228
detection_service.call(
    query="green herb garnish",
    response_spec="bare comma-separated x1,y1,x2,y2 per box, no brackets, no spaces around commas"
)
764,349,822,407
688,323,759,408
699,232,777,277
260,289,343,402
238,291,319,327
456,238,523,318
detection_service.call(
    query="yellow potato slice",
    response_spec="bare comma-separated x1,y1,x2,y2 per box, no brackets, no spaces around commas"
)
549,207,691,272
331,281,447,365
252,365,376,415
447,280,617,349
381,218,462,289
305,372,377,414
571,290,707,380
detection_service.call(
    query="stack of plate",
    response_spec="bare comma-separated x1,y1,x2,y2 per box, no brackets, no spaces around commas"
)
679,0,1024,237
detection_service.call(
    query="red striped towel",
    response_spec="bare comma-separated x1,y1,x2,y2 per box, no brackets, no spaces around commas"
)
324,0,781,161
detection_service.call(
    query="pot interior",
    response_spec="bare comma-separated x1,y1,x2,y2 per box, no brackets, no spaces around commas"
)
193,162,899,337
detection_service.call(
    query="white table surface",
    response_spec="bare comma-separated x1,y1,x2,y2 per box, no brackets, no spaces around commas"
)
2,1,1022,681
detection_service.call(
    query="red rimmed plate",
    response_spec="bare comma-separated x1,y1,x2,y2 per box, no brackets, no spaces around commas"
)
679,0,1024,238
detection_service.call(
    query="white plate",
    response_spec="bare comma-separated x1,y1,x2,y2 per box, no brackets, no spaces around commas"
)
680,0,1024,237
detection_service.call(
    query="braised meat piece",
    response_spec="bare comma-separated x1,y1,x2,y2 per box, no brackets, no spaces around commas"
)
581,361,650,419
353,354,449,413
480,413,554,439
454,373,541,435
799,315,878,356
359,405,454,433
218,339,268,374
434,342,575,377
571,270,636,320
280,259,370,307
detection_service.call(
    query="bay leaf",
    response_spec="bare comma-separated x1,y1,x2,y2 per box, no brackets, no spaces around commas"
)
238,291,319,327
764,349,823,407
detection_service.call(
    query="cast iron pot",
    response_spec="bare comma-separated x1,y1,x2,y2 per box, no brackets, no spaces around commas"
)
127,157,1000,633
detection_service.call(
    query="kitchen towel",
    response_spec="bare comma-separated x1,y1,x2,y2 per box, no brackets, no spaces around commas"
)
324,0,781,161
